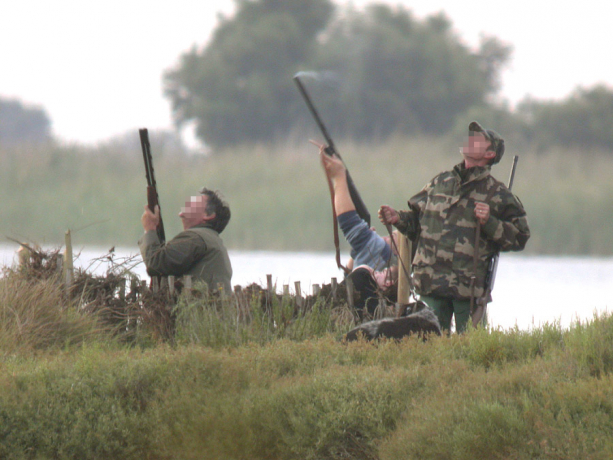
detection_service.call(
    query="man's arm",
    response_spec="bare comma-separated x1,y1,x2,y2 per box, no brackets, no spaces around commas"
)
480,193,530,252
320,149,355,215
139,205,207,276
139,230,208,277
379,186,428,241
321,150,392,269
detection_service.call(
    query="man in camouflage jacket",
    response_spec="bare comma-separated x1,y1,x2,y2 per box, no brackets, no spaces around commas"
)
139,188,233,292
379,122,529,332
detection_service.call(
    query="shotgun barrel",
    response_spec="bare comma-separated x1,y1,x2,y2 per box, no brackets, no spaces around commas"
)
293,75,371,226
139,128,166,244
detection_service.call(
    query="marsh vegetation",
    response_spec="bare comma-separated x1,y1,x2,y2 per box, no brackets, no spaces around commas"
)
1,246,613,458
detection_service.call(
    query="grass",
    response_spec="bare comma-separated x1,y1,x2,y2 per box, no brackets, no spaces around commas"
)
2,135,613,255
2,254,613,459
2,318,613,459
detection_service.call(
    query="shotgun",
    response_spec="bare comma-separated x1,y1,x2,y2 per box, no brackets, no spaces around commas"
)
482,155,519,297
472,156,519,326
139,128,166,244
293,75,371,226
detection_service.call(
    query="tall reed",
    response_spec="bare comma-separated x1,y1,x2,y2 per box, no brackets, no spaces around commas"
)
2,137,612,254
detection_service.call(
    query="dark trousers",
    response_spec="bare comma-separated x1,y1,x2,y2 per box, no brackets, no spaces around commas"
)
419,295,471,333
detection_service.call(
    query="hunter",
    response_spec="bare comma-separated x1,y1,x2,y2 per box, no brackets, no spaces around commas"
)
318,144,398,318
379,121,530,333
139,188,233,292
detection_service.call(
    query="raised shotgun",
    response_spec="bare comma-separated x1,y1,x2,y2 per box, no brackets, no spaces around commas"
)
293,74,371,226
139,128,166,244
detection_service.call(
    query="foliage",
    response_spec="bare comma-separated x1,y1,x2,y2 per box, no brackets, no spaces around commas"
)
517,84,613,151
0,96,52,146
309,7,511,139
164,0,335,148
2,313,613,458
164,1,511,148
2,248,613,458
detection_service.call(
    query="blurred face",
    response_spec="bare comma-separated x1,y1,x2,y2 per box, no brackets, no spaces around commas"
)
179,195,212,230
461,132,494,166
373,266,398,289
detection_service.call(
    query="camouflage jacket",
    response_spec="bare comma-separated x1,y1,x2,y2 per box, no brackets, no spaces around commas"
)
139,224,233,292
395,162,529,300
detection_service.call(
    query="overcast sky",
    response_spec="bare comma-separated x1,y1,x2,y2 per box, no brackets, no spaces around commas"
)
2,0,612,145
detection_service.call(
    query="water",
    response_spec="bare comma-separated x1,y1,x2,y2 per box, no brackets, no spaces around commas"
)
2,245,611,331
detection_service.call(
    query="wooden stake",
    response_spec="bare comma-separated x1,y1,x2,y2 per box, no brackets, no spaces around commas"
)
331,277,338,301
184,275,192,290
345,276,355,308
397,233,412,304
294,281,302,308
168,275,175,295
64,230,74,288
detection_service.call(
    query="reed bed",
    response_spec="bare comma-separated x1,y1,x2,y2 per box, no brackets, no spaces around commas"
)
2,136,612,255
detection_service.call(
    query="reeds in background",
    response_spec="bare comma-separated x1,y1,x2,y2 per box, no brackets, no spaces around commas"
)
2,136,612,255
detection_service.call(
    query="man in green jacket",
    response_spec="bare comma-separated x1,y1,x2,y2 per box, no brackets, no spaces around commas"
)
139,188,233,293
379,122,530,333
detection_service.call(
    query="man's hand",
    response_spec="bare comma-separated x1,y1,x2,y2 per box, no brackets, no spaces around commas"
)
378,205,399,225
312,140,346,180
474,202,490,225
320,150,346,179
142,205,160,232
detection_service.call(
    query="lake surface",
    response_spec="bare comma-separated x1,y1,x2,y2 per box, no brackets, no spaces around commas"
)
2,245,611,331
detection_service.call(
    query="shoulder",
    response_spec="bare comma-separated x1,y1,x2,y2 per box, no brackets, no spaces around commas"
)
485,176,525,211
431,169,454,185
185,226,219,240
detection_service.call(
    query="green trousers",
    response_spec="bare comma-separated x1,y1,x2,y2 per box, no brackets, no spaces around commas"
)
419,295,471,333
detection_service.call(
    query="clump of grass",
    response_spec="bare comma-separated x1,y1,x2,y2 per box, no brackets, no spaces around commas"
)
564,313,613,377
0,273,106,355
454,321,565,369
173,281,356,348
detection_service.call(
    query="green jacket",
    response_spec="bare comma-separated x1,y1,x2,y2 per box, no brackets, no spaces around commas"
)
395,162,529,300
139,224,232,292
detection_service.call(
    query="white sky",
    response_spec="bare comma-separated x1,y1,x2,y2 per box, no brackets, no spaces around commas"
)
1,0,612,145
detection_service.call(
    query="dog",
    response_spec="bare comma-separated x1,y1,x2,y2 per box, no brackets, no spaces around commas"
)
344,301,441,342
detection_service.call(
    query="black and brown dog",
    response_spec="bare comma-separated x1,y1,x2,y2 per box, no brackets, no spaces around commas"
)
344,300,441,342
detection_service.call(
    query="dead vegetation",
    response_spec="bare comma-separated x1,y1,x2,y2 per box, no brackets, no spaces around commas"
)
1,243,397,350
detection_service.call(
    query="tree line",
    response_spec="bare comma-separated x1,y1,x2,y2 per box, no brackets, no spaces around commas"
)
3,0,612,152
163,0,613,152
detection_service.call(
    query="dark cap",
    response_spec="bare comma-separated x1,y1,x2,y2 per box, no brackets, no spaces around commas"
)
469,121,505,164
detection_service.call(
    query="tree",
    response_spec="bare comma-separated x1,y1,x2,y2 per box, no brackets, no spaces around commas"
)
164,0,334,149
517,85,613,151
0,97,52,146
310,6,512,138
164,1,511,148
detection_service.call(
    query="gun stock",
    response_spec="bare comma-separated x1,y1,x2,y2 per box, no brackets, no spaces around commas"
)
139,128,166,244
294,75,371,226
